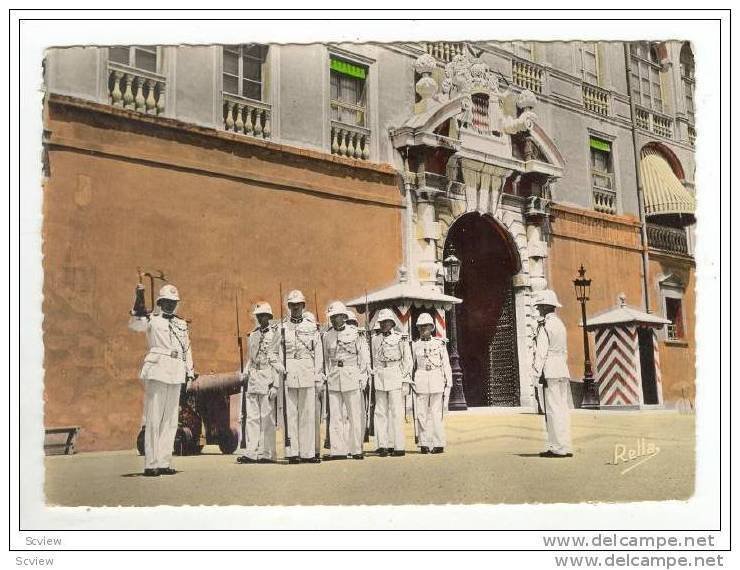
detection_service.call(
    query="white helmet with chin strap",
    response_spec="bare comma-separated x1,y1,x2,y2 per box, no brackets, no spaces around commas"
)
415,312,435,329
157,284,180,302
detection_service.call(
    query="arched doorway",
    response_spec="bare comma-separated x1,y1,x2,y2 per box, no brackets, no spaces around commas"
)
444,213,521,407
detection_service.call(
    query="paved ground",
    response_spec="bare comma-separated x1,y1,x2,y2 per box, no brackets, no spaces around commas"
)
44,410,695,506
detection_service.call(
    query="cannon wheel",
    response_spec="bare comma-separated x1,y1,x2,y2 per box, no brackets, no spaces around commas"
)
136,427,146,456
218,428,239,455
174,426,194,456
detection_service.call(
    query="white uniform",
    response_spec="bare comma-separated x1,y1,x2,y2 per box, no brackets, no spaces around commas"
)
412,337,452,449
532,312,572,455
372,330,412,451
323,325,369,456
280,317,324,459
240,324,281,461
129,312,194,471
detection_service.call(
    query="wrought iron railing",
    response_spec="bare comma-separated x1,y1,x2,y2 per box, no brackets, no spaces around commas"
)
646,223,688,255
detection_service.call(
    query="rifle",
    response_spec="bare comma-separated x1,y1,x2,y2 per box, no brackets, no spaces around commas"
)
315,290,331,451
279,284,291,449
363,290,375,442
236,291,248,450
408,330,419,445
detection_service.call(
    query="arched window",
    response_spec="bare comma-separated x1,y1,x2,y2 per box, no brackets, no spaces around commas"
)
630,42,664,113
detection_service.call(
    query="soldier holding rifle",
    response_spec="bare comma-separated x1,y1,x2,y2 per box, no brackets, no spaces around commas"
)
280,290,324,464
236,302,282,464
370,309,412,457
322,301,369,460
411,313,451,454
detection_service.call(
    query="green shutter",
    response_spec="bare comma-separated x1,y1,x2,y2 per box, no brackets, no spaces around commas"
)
330,57,366,80
589,137,611,152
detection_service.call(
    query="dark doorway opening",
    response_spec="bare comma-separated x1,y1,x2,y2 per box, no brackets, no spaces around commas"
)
637,327,659,405
445,213,521,407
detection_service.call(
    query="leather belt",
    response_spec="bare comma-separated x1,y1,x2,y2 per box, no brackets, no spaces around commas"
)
149,347,181,359
379,360,401,368
333,358,358,368
253,363,271,370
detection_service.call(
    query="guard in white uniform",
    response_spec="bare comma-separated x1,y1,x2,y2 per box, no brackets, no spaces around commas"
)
129,283,195,476
303,311,324,459
371,309,412,456
411,313,452,454
237,302,282,464
280,290,324,464
323,301,369,460
532,289,573,458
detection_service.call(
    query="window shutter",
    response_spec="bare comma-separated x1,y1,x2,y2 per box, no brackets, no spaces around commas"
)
589,137,611,152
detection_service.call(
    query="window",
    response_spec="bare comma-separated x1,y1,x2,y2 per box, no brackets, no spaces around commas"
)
680,43,695,124
330,57,367,127
665,297,684,340
630,42,664,113
576,42,599,85
590,137,616,214
109,46,158,73
223,44,267,101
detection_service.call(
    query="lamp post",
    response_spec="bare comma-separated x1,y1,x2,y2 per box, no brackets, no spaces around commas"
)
443,245,467,411
573,264,600,409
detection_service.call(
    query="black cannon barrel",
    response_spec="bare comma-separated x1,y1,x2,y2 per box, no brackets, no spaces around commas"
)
186,372,242,394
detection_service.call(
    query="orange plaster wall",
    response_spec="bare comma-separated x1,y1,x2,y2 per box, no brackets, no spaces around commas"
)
42,99,403,451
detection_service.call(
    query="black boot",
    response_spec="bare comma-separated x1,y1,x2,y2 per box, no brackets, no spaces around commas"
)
288,456,300,464
420,446,430,454
158,467,177,475
376,448,388,457
237,456,258,464
351,454,365,460
431,447,444,454
303,456,321,463
391,450,406,457
143,468,159,477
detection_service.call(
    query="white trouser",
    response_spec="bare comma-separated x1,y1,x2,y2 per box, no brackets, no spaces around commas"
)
285,386,316,459
239,392,276,460
374,389,405,450
315,389,323,456
328,389,363,456
144,379,181,470
415,392,445,448
543,377,572,455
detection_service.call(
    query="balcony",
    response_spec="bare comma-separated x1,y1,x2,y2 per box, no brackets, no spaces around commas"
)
107,61,166,115
592,172,617,215
635,106,674,140
223,93,272,139
646,223,688,255
331,121,371,160
582,83,609,116
422,42,466,63
511,58,544,93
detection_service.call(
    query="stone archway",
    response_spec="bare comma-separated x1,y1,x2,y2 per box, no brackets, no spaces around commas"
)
444,212,522,406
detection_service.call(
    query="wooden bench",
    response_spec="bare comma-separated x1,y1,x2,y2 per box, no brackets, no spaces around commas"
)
44,427,81,456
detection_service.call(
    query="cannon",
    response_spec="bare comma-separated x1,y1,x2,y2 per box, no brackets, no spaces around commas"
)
136,371,243,456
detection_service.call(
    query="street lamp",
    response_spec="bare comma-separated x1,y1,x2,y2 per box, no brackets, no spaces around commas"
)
443,245,467,411
573,264,600,409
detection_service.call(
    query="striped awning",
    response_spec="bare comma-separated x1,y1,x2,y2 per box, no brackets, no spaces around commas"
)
640,148,696,216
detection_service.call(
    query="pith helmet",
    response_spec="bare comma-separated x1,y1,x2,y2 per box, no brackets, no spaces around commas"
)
533,289,562,308
327,301,349,318
376,308,396,325
157,284,180,302
287,289,306,304
415,312,435,329
345,309,358,324
253,302,273,317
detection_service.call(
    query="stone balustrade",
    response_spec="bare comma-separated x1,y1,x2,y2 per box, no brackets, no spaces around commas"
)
422,42,465,63
592,185,617,215
108,62,166,116
512,58,544,93
331,121,371,160
635,105,674,140
646,223,688,255
223,94,272,139
582,83,609,116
